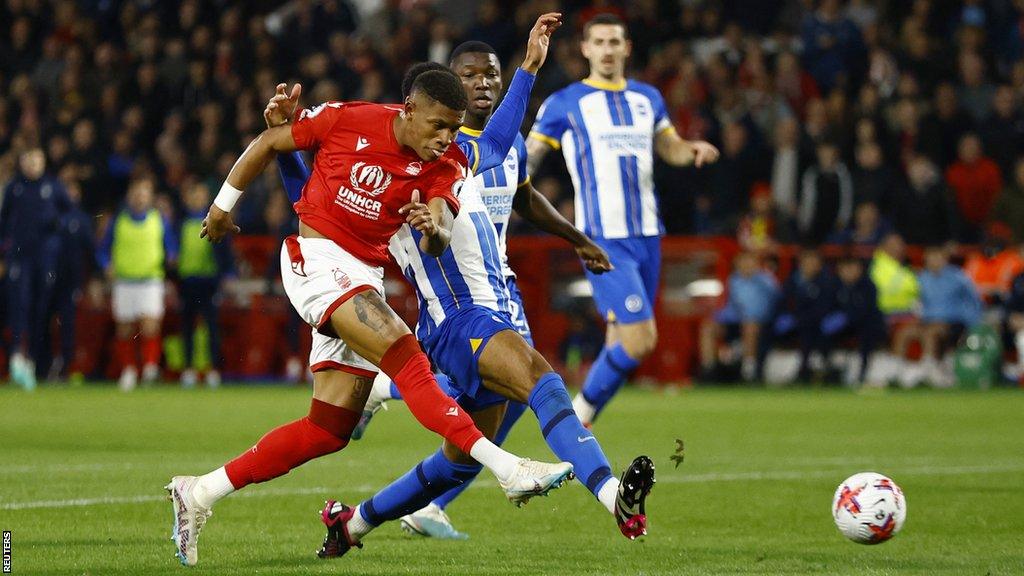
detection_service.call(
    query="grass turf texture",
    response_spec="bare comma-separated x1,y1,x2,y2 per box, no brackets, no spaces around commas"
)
1,386,1022,576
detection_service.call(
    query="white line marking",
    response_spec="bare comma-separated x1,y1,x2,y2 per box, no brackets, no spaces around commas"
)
2,463,1021,511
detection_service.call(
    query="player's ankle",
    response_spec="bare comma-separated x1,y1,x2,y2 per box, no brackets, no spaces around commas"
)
468,438,517,481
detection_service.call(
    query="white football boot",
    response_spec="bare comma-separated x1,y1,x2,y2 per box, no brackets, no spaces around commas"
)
400,503,468,540
499,459,574,507
165,475,213,567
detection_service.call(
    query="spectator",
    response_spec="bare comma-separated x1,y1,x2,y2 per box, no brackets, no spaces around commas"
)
895,246,983,388
699,252,780,382
980,86,1024,177
706,122,763,232
47,178,93,380
894,154,959,246
964,223,1024,302
97,177,178,391
772,248,837,380
178,181,234,389
828,202,890,248
800,0,865,93
945,133,1003,243
737,183,778,253
957,51,996,124
769,116,805,234
993,159,1024,242
798,140,853,245
851,142,897,213
0,148,68,391
870,233,919,317
822,255,885,385
919,82,973,168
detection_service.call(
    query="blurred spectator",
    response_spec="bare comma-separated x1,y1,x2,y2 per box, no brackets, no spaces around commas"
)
705,122,763,233
945,133,1003,243
964,223,1024,301
993,159,1024,242
851,142,897,213
770,116,805,232
700,252,780,382
798,140,853,245
97,178,178,391
178,181,234,389
894,154,959,246
870,233,919,317
980,86,1024,177
799,0,865,92
895,246,983,388
737,183,778,253
0,149,68,390
957,51,996,124
47,179,93,380
822,255,885,385
919,83,973,168
771,248,837,380
828,202,890,248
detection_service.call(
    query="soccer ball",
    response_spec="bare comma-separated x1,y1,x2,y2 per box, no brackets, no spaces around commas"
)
831,472,906,544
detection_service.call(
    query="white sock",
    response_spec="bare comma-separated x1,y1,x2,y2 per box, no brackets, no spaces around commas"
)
572,394,596,426
468,437,518,481
597,477,619,515
371,371,393,400
192,467,235,508
346,505,375,540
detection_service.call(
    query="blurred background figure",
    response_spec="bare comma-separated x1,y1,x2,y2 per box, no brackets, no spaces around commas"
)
964,223,1023,303
97,177,177,391
945,133,1003,243
771,248,836,381
798,140,853,245
700,251,779,382
824,255,885,386
736,182,779,253
178,181,234,389
0,148,68,390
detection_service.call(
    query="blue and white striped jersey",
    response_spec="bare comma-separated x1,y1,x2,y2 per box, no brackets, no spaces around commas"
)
457,127,529,278
530,78,673,239
388,175,512,341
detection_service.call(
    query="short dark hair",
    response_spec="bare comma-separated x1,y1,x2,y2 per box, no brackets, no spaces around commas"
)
401,61,449,99
449,40,497,65
410,69,467,111
583,13,628,40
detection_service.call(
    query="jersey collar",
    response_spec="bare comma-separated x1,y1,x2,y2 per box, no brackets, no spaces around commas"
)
582,77,627,91
459,126,484,137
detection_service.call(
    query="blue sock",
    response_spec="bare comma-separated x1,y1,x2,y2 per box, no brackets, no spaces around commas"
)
528,372,613,498
580,344,639,418
388,373,456,401
432,401,527,510
358,449,481,526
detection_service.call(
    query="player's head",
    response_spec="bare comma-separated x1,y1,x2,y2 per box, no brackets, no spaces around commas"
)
449,41,501,125
18,148,46,181
402,69,467,162
401,61,449,100
798,248,822,278
126,177,155,213
581,13,631,81
837,254,864,283
923,245,949,272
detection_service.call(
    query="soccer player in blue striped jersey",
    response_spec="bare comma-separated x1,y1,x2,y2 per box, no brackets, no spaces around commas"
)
526,13,720,426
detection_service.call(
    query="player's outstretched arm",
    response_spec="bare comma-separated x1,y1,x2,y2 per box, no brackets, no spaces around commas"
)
512,184,612,273
400,191,453,257
654,127,720,168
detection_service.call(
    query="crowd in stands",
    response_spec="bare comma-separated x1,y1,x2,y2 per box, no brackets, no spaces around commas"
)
1,0,1024,386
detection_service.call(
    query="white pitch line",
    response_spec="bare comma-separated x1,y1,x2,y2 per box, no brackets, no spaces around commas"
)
2,463,1021,511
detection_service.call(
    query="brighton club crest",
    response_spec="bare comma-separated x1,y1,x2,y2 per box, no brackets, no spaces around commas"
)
350,162,392,196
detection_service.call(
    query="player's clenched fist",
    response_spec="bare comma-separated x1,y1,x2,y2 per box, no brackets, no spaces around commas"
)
399,190,436,236
201,204,240,243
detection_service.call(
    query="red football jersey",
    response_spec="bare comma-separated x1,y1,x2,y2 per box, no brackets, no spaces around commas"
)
290,101,465,266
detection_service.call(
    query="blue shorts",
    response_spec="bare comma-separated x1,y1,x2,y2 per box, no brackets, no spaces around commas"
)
585,236,661,324
505,276,534,347
421,306,518,411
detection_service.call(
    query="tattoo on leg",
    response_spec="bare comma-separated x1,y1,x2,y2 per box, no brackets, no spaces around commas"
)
352,292,395,332
352,376,372,399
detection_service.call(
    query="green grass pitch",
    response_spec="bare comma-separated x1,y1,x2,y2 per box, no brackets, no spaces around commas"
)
1,385,1022,575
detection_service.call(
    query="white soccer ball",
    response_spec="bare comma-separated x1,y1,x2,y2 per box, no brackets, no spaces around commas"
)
831,472,906,544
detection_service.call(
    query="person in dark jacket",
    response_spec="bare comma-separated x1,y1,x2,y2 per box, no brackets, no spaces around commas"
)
821,255,885,384
893,154,959,245
798,140,853,244
772,248,838,380
0,149,69,390
46,179,94,380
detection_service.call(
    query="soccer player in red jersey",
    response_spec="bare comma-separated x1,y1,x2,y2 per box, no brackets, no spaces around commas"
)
164,63,571,567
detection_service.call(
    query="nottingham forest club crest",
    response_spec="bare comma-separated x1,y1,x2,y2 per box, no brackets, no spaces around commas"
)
349,162,392,197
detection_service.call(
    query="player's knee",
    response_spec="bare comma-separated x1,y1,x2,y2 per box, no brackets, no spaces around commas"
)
621,325,658,360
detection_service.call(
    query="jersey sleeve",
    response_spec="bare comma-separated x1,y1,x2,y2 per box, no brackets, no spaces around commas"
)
529,92,568,149
648,87,674,135
422,159,464,216
290,102,346,150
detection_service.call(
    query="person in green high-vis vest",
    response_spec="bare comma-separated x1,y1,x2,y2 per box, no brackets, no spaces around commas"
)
97,178,178,391
178,181,234,388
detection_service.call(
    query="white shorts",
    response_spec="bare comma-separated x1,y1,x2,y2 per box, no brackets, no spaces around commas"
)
279,235,383,377
112,280,165,322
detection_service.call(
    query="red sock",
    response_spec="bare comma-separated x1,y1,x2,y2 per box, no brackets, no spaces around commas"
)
115,339,135,371
380,334,483,453
224,399,360,489
141,336,161,366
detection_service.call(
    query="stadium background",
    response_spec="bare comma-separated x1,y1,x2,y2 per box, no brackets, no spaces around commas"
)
2,0,1024,386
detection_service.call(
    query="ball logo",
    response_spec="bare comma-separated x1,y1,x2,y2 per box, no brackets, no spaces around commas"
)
625,295,643,313
350,162,392,197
